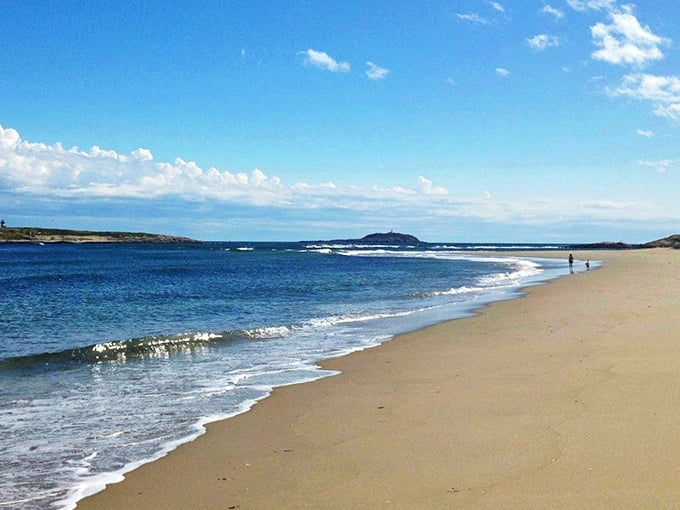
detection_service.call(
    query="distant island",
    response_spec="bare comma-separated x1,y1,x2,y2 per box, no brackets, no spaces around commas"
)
358,232,422,244
309,232,423,245
0,227,197,244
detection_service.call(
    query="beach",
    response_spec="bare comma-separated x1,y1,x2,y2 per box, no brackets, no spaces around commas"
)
76,249,680,509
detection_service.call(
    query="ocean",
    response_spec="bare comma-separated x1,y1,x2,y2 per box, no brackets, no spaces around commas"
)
0,241,588,509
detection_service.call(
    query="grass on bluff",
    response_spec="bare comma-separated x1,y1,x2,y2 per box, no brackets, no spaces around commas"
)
0,227,193,243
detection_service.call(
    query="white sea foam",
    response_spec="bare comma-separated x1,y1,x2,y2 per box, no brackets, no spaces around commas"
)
304,244,353,250
305,243,412,250
300,248,333,254
305,309,415,329
476,258,542,287
0,491,64,508
56,397,274,510
244,325,292,338
430,244,461,250
416,285,481,298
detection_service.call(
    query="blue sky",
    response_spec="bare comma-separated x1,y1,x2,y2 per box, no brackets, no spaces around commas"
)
1,0,679,242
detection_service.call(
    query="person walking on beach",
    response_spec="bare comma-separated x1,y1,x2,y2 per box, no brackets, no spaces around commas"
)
568,253,574,267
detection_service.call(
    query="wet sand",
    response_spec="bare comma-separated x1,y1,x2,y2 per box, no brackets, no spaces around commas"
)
77,249,680,509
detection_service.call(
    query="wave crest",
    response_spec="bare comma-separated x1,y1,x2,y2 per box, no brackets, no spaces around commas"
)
0,328,298,369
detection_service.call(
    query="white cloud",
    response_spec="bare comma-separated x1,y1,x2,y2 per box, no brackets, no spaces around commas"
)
541,5,564,19
489,2,505,13
590,8,669,66
0,125,452,212
417,176,448,195
610,73,680,122
527,34,561,51
131,148,154,161
636,129,654,138
0,125,20,149
455,13,489,25
567,0,616,12
2,124,675,236
300,49,350,73
638,159,677,172
653,103,680,121
496,67,511,77
250,168,267,186
365,61,389,80
0,124,285,203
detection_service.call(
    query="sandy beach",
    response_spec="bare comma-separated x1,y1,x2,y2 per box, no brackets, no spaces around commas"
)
77,249,680,510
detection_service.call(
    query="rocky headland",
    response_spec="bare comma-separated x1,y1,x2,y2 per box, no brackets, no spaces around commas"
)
0,227,198,244
567,234,680,250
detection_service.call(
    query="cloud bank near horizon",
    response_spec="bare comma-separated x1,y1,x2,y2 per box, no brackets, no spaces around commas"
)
0,124,672,238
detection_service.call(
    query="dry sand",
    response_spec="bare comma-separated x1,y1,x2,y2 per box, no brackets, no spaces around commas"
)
77,249,680,509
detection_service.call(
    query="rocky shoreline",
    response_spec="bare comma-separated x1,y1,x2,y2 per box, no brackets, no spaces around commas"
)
567,234,680,250
0,227,198,244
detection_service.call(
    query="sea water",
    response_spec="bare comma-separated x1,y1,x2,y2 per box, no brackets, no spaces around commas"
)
0,241,587,509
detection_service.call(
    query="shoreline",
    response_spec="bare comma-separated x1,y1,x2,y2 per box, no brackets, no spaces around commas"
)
61,251,571,507
77,249,679,509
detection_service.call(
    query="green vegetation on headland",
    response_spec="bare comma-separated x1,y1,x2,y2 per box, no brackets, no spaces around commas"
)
567,235,680,250
0,227,198,244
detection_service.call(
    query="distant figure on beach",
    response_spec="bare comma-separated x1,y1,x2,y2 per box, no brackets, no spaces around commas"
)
568,253,574,266
585,260,590,270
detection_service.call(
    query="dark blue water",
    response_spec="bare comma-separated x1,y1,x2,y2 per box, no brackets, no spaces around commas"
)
0,241,580,509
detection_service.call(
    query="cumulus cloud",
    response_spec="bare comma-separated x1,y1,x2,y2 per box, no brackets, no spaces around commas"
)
131,148,153,161
610,73,680,122
527,34,561,51
636,129,654,137
541,5,565,19
0,125,455,213
417,176,448,195
300,49,350,73
590,7,669,66
366,61,389,80
0,125,20,148
0,124,285,204
496,67,511,77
